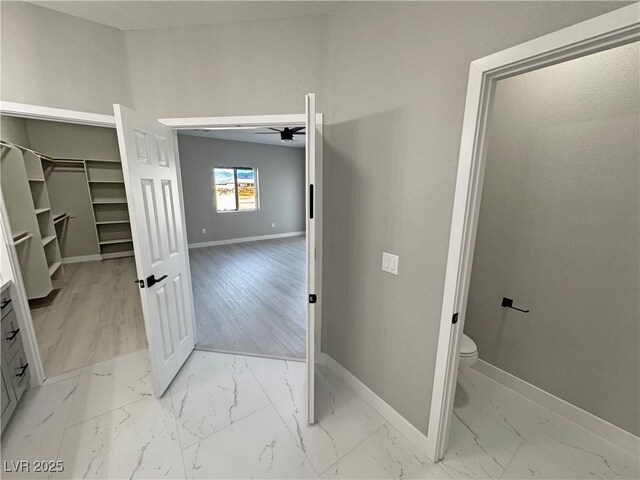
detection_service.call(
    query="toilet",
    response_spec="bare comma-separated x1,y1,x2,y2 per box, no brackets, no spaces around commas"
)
459,333,478,368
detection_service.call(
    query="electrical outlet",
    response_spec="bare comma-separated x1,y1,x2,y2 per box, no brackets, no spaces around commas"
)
202,228,207,234
382,252,399,275
271,223,276,228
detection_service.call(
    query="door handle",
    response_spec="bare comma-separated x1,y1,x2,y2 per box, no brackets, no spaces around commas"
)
146,274,168,288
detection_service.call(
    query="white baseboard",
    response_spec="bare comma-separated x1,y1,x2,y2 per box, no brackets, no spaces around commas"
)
319,353,428,453
62,251,134,263
62,254,102,264
189,231,305,249
474,359,639,456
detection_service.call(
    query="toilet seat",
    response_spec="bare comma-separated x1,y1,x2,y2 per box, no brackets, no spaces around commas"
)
459,333,478,368
460,333,477,356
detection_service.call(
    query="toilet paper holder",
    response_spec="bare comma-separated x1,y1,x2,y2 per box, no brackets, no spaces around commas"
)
501,297,530,313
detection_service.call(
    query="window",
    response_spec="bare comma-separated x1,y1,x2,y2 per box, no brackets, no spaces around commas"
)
213,167,258,212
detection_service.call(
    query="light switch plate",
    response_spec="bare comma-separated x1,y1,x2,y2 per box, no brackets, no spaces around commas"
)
382,252,399,275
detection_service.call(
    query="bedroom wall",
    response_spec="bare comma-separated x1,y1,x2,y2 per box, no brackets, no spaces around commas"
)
178,135,306,244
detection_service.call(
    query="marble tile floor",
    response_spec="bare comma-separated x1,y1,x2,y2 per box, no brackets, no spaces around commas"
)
1,348,637,479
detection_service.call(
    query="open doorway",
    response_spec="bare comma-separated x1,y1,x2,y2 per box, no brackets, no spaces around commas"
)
0,115,146,379
427,4,639,467
446,41,639,477
177,126,307,359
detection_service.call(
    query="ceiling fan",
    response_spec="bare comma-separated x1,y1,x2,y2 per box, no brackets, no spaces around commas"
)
256,127,305,143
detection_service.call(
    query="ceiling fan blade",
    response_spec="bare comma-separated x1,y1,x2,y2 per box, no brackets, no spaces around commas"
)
254,132,281,135
290,127,306,133
267,128,282,132
294,132,306,135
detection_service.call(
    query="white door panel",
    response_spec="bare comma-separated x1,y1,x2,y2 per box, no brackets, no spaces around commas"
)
306,93,317,424
114,105,195,396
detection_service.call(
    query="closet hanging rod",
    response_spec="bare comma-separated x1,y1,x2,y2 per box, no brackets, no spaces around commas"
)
0,140,56,163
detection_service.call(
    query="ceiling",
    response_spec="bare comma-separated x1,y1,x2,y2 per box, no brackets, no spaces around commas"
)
28,1,342,31
179,126,306,148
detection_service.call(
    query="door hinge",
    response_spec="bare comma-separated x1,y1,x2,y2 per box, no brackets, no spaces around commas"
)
452,312,458,324
309,294,317,304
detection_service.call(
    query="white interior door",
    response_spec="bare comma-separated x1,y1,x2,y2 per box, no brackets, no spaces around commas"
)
114,104,195,396
306,93,317,424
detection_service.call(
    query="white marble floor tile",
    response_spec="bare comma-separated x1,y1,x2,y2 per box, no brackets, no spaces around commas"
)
182,405,317,479
168,350,270,449
1,377,79,479
456,367,640,479
442,403,522,479
66,349,153,426
500,441,589,479
321,423,451,479
55,396,184,479
245,356,386,474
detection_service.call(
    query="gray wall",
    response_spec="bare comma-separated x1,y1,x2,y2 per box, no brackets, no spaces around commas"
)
124,15,328,117
1,0,631,436
178,135,305,244
465,42,640,435
26,120,121,259
1,116,31,146
0,1,131,115
321,1,627,435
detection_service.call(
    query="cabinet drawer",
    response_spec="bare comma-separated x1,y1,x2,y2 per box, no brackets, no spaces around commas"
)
8,350,29,401
0,309,21,362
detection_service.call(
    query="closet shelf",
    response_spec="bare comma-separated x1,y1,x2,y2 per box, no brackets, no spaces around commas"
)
28,178,45,182
96,220,130,225
88,180,125,184
12,231,33,246
48,261,62,277
53,212,68,224
99,238,133,245
85,159,121,164
42,235,56,246
92,199,127,204
35,208,51,215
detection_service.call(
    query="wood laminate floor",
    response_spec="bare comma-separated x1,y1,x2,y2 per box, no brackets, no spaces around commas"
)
31,257,147,377
190,235,306,359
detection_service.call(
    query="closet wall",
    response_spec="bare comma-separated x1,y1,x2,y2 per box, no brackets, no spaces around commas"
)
26,120,124,260
1,116,131,267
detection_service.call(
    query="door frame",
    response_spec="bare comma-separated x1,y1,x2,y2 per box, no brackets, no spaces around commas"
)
425,3,639,462
0,102,323,387
159,113,324,358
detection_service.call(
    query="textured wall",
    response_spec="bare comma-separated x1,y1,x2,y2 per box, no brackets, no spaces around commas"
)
465,42,640,435
178,135,305,244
